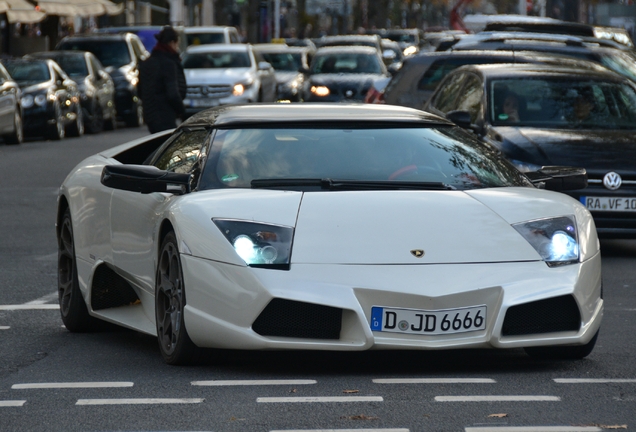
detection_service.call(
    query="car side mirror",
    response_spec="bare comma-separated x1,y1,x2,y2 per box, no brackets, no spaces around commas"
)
446,110,472,129
525,166,588,191
258,61,272,71
101,165,192,194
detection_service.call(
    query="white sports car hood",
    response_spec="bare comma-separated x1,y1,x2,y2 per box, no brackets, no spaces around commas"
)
291,190,540,265
185,68,252,85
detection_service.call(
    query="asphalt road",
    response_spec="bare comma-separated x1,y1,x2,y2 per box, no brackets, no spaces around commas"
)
0,127,635,431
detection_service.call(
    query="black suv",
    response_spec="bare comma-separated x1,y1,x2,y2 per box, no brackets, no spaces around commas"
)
56,33,149,127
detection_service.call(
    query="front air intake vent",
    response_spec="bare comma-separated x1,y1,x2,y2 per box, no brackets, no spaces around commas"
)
91,264,139,311
502,295,580,336
252,298,342,340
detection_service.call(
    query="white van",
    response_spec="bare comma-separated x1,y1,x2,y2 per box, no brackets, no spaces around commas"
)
184,26,241,46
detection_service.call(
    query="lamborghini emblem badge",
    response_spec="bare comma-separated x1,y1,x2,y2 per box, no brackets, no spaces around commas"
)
410,249,425,258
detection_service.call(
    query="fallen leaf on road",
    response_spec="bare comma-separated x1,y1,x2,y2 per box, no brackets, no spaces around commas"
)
488,413,508,418
343,389,359,393
290,388,297,393
342,414,379,421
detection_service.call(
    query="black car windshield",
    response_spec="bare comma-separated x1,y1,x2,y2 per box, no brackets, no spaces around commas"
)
198,126,532,191
57,40,131,68
490,77,636,129
182,52,251,69
186,33,225,46
51,56,88,78
4,62,50,85
260,52,298,71
311,53,382,74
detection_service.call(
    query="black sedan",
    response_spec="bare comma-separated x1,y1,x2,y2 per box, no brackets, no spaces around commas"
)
302,46,390,102
424,63,636,238
2,58,83,140
253,43,306,102
28,51,117,134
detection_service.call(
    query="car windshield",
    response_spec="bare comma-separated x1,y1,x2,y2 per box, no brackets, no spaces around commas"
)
198,126,531,191
385,33,416,43
260,52,298,71
3,62,50,85
51,56,88,78
57,40,131,68
186,33,225,46
311,53,382,74
597,51,636,83
490,77,636,129
182,51,251,69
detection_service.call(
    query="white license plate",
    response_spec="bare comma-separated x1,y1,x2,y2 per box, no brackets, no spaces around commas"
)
581,196,636,212
187,99,220,108
370,305,486,335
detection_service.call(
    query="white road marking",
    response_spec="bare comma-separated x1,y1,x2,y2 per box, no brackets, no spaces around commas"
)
192,379,317,386
0,400,26,407
373,378,495,384
76,398,204,405
25,292,58,305
13,382,134,389
257,396,384,403
0,326,9,330
554,378,636,383
0,305,59,310
271,429,409,432
466,427,602,432
436,395,560,402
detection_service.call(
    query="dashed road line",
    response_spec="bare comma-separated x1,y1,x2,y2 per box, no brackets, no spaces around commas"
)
13,382,134,389
465,427,602,432
0,305,59,310
554,378,636,383
0,400,26,407
76,398,204,405
373,378,495,384
271,429,409,432
192,379,317,386
436,395,560,402
0,326,9,330
257,396,384,403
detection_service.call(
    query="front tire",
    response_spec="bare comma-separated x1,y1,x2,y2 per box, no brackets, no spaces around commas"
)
85,103,104,134
124,101,143,127
524,330,599,360
155,232,197,365
58,208,99,332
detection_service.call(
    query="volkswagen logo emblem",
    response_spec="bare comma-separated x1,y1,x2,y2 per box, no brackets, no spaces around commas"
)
410,249,425,258
603,172,622,190
345,90,354,98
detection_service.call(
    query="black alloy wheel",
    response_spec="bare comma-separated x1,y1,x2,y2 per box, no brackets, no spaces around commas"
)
155,232,197,365
58,208,99,332
3,109,23,144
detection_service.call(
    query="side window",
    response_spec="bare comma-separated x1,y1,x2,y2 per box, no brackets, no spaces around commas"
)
429,72,466,113
153,130,209,174
417,60,450,91
229,30,239,43
456,74,484,123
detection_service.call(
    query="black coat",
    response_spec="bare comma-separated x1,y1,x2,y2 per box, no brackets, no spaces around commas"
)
138,47,186,132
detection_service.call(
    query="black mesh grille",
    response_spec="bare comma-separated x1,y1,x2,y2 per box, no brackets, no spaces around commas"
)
502,295,581,336
91,265,140,311
252,299,342,340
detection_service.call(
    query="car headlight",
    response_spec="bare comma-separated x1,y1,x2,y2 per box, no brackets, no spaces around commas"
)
403,46,418,56
213,219,293,269
34,94,47,106
310,85,330,97
21,94,34,108
232,81,253,97
513,216,580,267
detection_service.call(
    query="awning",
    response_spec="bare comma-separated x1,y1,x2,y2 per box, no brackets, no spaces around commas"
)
36,0,124,17
0,0,46,23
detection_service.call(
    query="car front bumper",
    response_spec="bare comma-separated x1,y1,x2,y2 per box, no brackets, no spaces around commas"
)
182,252,603,351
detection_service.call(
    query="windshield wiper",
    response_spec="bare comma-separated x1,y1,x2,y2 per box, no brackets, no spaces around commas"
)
251,178,455,190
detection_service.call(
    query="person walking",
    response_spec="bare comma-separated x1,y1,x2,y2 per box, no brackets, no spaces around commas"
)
138,25,186,134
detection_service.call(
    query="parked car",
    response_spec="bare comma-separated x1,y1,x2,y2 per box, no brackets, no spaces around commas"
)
382,50,605,109
303,46,390,102
57,103,601,365
253,43,305,102
184,26,241,46
2,58,82,140
181,44,276,116
93,26,188,53
424,63,636,238
56,33,149,127
0,61,23,144
28,51,117,133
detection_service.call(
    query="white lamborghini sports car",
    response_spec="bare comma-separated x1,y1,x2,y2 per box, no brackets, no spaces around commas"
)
57,103,603,365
